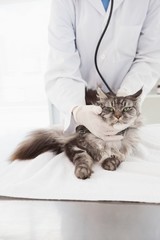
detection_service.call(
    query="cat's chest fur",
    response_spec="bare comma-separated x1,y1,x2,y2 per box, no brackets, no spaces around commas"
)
76,130,124,162
86,133,122,151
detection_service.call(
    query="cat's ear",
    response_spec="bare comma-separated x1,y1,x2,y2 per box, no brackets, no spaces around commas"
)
97,87,107,100
127,88,143,100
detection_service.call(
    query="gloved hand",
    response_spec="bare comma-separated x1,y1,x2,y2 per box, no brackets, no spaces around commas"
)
72,105,124,141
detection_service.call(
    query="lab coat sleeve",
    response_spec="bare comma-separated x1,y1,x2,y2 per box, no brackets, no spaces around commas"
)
45,0,87,131
117,0,160,101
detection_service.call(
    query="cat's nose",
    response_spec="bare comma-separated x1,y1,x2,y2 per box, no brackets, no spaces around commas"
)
114,112,122,119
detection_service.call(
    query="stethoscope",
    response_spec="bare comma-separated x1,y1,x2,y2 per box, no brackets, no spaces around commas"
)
94,0,115,95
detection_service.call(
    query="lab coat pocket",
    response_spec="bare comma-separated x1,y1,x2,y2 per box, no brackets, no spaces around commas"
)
116,25,141,58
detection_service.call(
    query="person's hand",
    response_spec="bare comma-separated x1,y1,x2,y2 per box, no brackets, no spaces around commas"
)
72,105,124,141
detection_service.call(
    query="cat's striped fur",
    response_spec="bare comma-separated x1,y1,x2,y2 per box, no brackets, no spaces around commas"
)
11,88,143,179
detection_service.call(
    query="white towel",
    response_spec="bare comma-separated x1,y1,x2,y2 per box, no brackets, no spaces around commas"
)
0,124,160,203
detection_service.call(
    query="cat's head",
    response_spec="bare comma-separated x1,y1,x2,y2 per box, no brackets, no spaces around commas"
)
96,88,142,126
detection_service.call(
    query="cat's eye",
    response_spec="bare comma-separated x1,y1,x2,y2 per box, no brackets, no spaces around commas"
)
106,107,114,112
123,107,132,112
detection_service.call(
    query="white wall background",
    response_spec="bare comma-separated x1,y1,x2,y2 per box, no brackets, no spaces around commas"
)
0,0,51,132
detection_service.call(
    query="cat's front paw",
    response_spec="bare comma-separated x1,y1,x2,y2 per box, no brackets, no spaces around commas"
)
101,156,121,171
75,164,92,179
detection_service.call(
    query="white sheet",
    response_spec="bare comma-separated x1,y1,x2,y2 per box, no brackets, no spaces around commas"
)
0,124,160,203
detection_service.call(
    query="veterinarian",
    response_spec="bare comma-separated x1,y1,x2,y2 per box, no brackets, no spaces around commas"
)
45,0,160,140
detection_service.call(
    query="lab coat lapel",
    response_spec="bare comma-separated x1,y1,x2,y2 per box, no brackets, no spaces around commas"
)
112,0,125,13
87,0,125,16
102,0,125,30
87,0,105,16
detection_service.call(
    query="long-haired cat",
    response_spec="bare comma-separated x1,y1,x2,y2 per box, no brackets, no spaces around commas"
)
10,88,143,179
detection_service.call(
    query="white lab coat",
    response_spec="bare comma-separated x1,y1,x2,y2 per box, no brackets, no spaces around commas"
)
45,0,160,131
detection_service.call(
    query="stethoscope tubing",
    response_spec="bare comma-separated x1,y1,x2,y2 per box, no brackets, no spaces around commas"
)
94,0,115,95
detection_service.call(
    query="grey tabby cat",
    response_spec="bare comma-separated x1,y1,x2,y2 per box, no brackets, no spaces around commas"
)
11,87,143,179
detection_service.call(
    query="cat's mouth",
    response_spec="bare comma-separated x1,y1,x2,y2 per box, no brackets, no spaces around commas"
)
113,117,136,127
113,119,123,124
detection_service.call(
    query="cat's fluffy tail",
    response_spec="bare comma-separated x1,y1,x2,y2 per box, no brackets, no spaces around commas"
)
10,128,75,160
